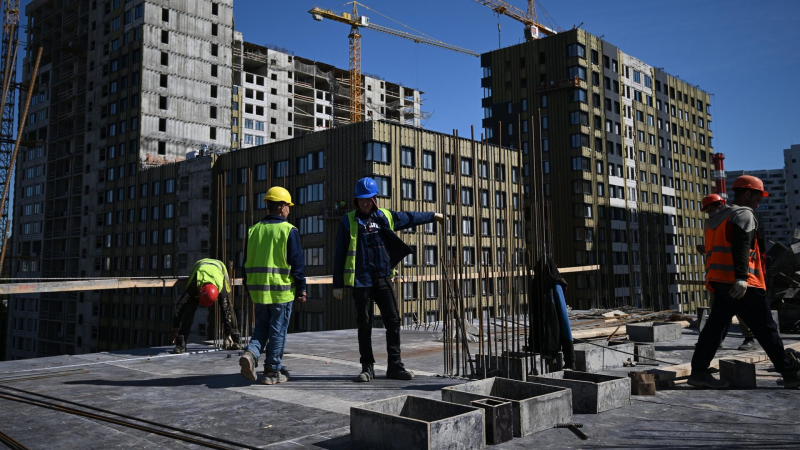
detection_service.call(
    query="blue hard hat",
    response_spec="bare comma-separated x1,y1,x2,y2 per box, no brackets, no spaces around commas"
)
354,177,379,198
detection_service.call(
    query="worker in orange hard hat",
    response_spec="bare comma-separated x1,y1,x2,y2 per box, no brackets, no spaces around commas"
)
697,193,755,351
690,175,799,389
171,258,241,354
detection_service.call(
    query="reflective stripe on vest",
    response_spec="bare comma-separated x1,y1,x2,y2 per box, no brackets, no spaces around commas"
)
190,259,230,294
704,215,766,291
343,208,394,287
245,221,297,304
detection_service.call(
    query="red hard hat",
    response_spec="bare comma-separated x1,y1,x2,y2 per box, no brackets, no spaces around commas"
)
199,284,219,307
731,175,769,197
701,194,725,211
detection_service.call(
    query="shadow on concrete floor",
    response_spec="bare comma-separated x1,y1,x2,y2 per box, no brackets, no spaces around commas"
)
312,434,351,450
64,373,251,389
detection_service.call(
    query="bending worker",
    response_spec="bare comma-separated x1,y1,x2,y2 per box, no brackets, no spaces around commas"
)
689,176,799,389
239,187,306,385
333,177,443,382
697,193,756,351
172,258,240,353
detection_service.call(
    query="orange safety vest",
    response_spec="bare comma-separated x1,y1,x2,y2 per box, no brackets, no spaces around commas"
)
704,214,766,292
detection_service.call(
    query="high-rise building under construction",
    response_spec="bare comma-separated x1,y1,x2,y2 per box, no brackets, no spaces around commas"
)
8,0,425,360
480,29,714,313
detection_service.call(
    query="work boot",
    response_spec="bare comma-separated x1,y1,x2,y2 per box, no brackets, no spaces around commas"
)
239,351,257,382
687,370,729,389
354,364,374,382
782,351,800,389
262,370,289,385
737,338,756,351
279,367,291,382
386,362,414,380
172,335,186,354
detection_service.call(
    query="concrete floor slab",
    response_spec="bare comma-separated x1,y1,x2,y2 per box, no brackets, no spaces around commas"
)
0,327,797,448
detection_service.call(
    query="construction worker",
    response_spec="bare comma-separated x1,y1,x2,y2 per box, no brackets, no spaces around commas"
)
333,177,444,382
697,194,756,351
239,187,306,385
171,258,240,353
689,175,799,389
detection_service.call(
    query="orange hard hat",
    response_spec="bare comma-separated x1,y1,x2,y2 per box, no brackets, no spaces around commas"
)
731,175,769,197
199,284,219,307
701,194,725,211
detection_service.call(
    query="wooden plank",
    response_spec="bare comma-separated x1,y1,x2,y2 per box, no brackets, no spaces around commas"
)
572,321,690,340
0,265,600,294
648,341,800,380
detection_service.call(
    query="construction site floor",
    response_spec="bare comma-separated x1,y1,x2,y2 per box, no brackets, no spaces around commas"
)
0,326,798,449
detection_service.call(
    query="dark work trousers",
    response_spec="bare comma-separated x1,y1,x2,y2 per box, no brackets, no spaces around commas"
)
353,277,402,368
691,282,794,373
173,278,237,338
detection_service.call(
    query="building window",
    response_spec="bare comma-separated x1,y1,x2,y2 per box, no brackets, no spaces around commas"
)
401,179,415,200
365,142,390,163
422,150,435,171
373,176,391,197
401,146,415,167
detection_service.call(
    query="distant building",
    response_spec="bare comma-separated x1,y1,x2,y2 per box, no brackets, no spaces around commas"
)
784,144,800,240
481,29,714,313
726,169,790,248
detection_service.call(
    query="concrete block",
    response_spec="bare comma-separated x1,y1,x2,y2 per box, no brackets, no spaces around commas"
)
442,377,573,437
471,399,513,445
573,342,635,372
626,322,682,342
531,371,631,414
628,372,656,396
634,344,656,363
350,395,484,450
476,352,561,380
719,359,757,389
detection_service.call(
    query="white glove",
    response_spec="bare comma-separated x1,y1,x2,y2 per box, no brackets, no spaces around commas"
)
434,213,445,223
333,288,343,300
729,280,748,299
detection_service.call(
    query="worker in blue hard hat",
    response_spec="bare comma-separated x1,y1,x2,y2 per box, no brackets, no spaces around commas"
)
333,177,444,382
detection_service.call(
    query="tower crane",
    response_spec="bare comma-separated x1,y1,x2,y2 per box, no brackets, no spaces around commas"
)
472,0,560,41
310,2,478,124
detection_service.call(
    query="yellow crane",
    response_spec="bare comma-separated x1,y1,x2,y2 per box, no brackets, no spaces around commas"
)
473,0,559,41
310,2,478,124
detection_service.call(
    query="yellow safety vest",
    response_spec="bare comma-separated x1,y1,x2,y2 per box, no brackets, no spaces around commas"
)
245,221,297,304
344,208,395,287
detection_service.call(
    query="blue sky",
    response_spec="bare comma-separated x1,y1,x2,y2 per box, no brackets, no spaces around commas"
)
233,0,800,171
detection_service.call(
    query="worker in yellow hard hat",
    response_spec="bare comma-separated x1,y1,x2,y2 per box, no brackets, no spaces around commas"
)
239,186,306,385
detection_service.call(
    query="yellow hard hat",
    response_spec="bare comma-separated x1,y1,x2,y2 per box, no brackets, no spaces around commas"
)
264,186,294,206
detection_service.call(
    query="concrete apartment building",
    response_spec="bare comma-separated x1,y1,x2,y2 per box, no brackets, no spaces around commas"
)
9,0,235,359
726,169,790,248
48,120,520,352
231,39,424,150
480,29,714,313
784,144,800,234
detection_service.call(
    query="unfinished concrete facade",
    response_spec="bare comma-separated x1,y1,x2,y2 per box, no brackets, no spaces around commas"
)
9,0,234,358
232,39,425,150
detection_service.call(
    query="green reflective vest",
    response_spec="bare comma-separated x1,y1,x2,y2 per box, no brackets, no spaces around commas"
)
245,221,297,304
344,208,395,287
190,258,231,294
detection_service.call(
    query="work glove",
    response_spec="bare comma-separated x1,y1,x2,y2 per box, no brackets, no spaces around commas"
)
223,336,234,350
729,280,748,299
434,213,445,223
333,288,343,300
170,329,179,344
296,291,307,303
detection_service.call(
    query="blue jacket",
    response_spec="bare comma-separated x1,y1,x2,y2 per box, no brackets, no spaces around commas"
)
242,215,307,294
333,209,434,288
